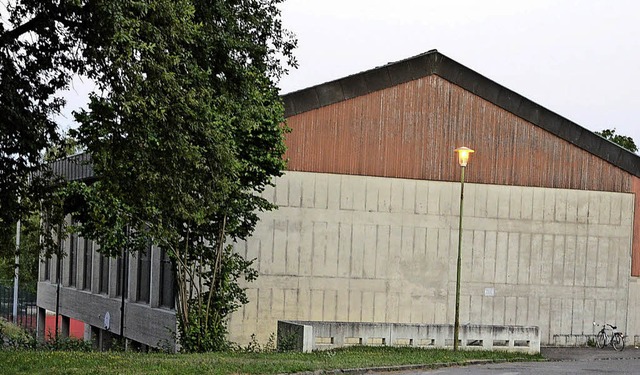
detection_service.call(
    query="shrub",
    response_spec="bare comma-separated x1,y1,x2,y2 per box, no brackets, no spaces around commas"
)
0,318,37,350
0,318,92,352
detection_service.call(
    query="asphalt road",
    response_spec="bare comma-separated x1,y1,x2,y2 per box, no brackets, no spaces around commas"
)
368,347,640,375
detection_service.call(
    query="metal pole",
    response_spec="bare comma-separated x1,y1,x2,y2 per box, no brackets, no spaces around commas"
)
55,223,62,340
119,226,129,340
454,165,466,351
12,215,21,323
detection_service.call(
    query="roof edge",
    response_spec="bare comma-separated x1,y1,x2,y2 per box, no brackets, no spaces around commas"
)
282,49,440,117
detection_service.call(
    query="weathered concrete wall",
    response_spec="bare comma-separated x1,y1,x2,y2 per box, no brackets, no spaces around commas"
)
627,278,640,339
228,171,634,346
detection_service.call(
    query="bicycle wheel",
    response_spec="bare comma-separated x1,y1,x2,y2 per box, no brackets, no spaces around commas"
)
612,333,625,351
596,332,606,349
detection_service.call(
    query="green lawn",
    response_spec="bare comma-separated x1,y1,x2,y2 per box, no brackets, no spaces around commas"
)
0,347,543,375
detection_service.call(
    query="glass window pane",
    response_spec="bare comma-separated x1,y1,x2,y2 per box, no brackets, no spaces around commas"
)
137,244,151,303
99,254,109,294
159,249,174,308
69,233,77,287
83,238,92,291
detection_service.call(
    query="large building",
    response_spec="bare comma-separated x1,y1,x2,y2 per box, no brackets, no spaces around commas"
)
38,50,640,349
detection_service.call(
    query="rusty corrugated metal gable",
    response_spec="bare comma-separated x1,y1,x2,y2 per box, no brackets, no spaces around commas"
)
282,50,640,180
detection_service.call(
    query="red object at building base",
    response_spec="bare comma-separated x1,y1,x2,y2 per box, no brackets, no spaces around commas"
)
43,314,84,340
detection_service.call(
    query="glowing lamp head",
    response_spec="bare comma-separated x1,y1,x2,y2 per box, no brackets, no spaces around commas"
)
454,147,474,167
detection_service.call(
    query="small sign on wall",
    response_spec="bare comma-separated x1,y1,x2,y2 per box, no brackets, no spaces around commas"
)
484,287,495,297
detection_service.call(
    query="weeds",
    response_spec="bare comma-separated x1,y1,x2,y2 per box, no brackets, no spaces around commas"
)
0,318,92,352
277,332,298,352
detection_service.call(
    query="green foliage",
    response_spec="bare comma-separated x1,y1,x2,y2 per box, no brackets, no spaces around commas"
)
237,333,277,353
277,332,298,352
0,0,84,244
2,0,296,352
0,318,37,350
175,245,259,352
0,185,69,293
42,335,93,352
0,318,93,352
72,0,293,352
595,128,638,153
0,0,87,287
0,213,43,293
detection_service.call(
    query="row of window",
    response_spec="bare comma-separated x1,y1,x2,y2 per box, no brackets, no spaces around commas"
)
43,234,174,309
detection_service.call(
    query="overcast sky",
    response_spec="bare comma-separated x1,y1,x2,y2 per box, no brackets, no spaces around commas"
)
277,0,640,149
56,1,640,149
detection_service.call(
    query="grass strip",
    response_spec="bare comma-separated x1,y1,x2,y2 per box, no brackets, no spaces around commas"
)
0,346,543,375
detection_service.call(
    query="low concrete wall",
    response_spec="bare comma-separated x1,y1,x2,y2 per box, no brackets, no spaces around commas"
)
277,321,540,354
551,334,596,347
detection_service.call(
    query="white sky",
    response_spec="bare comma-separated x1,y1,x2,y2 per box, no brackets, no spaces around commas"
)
55,1,640,148
277,0,640,148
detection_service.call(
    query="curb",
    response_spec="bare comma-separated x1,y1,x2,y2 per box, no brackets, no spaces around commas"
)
290,358,545,375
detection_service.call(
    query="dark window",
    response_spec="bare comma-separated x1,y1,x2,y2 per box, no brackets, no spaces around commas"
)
56,239,64,284
68,233,77,287
44,257,51,281
82,238,92,291
43,218,51,281
115,256,124,297
99,254,109,294
159,249,175,308
136,244,151,303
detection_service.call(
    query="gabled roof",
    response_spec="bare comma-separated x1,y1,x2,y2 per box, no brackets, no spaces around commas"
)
281,50,640,178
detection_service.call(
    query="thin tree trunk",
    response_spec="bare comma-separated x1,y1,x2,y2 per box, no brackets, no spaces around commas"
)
205,215,226,329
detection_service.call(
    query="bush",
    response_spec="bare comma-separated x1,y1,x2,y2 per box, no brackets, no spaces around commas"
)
0,318,92,352
42,335,93,352
277,332,298,352
0,318,37,350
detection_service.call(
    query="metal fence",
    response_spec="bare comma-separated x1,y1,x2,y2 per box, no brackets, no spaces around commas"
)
0,284,37,331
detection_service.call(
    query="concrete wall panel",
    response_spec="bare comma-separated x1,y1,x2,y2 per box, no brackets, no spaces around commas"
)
226,171,634,346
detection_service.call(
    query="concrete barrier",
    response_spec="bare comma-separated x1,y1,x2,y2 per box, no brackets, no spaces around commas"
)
552,334,596,347
277,321,540,354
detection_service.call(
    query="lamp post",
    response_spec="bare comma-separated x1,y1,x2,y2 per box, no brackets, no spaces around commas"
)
453,146,474,351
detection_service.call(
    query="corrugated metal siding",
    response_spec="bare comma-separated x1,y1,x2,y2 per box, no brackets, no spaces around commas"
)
285,75,632,193
49,153,94,182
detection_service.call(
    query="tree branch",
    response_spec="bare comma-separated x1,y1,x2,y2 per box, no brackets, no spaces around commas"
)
0,4,83,48
0,12,49,47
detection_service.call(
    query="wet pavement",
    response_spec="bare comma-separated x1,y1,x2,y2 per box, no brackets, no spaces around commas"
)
541,345,640,361
363,347,640,374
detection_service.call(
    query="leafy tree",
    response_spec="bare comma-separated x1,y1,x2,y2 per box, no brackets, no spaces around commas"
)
0,214,41,293
2,0,295,351
0,1,82,237
72,0,294,352
0,1,85,291
595,128,638,153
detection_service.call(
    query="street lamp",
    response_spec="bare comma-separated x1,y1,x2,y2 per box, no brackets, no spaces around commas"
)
453,146,474,351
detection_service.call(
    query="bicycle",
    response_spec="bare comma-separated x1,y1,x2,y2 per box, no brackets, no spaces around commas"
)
593,322,625,351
